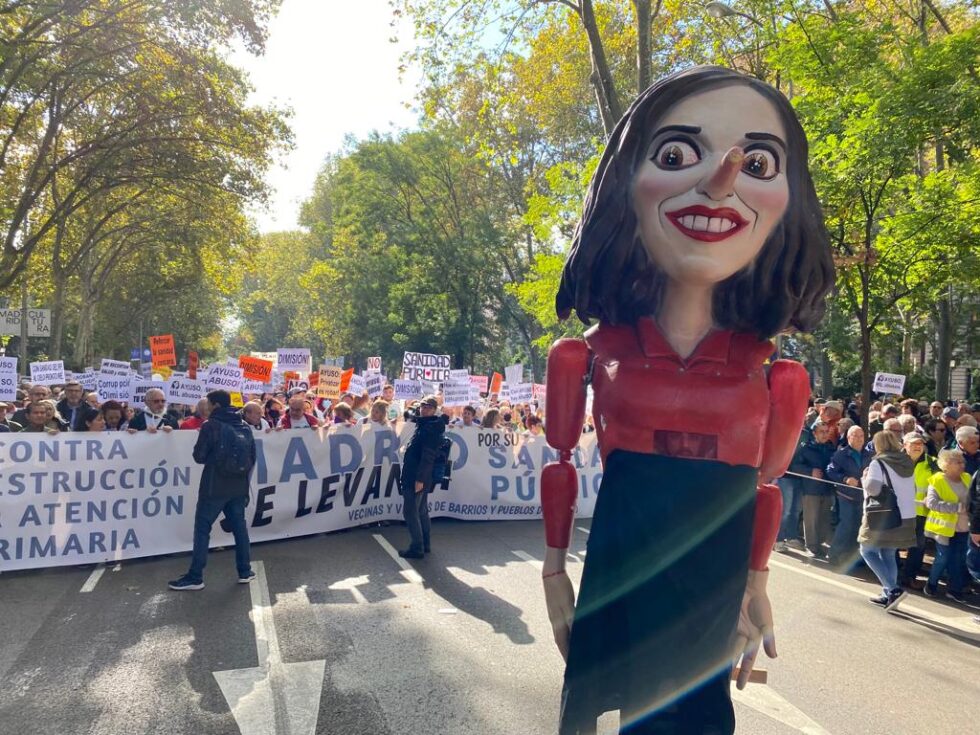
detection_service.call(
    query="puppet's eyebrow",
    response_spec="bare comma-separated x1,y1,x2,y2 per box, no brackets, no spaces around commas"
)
745,131,786,149
652,124,701,138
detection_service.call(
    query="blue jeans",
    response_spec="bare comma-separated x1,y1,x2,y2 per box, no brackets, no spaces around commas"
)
187,494,251,582
860,545,899,594
928,532,968,595
777,476,803,541
829,495,863,568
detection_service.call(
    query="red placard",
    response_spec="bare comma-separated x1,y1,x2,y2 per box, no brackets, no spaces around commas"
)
238,355,273,383
339,368,354,392
187,350,199,379
489,372,503,395
150,334,176,367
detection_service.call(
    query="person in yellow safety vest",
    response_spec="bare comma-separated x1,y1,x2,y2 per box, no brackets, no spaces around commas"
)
923,449,972,602
900,433,938,589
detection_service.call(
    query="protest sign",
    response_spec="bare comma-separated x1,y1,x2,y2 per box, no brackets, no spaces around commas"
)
322,356,345,368
140,362,153,378
241,379,268,395
154,365,173,380
533,383,547,400
167,377,206,405
203,364,243,393
308,371,319,390
150,334,176,367
230,392,244,408
277,348,312,374
402,351,451,382
449,369,469,380
470,375,489,393
283,370,300,383
348,373,367,396
394,379,422,401
499,382,510,401
0,427,601,573
100,358,130,376
420,380,438,397
872,372,906,395
250,351,278,365
76,370,97,391
339,368,354,392
238,355,274,383
97,373,133,402
489,372,503,395
509,383,534,403
504,364,523,387
30,360,65,386
442,380,471,407
286,379,309,393
366,356,382,373
0,308,51,337
317,366,342,399
0,357,17,401
469,386,482,403
187,351,199,379
366,373,385,398
130,379,167,409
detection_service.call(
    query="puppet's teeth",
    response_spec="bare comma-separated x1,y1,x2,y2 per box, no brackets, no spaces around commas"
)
708,218,723,233
682,215,695,228
693,215,708,230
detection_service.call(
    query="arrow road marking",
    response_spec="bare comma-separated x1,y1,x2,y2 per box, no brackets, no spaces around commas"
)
213,561,325,735
732,684,833,734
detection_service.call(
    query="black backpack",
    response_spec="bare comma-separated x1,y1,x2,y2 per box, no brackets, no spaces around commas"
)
430,436,452,486
216,421,254,477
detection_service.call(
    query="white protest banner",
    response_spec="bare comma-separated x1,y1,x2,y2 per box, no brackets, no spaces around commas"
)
203,364,243,393
366,356,382,373
0,308,51,337
366,373,385,398
97,373,133,402
394,379,422,401
130,379,167,409
872,372,906,395
504,363,523,387
470,375,489,393
443,380,471,407
167,377,206,405
0,357,17,401
348,373,367,396
509,383,534,403
277,348,311,374
100,358,131,376
449,369,469,380
76,370,97,391
0,427,601,572
241,378,268,395
402,351,451,382
30,360,65,386
250,351,278,365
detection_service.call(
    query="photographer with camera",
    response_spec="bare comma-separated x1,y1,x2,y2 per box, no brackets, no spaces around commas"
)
399,396,448,558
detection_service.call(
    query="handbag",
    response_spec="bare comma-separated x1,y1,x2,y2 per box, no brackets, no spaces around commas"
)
864,460,902,531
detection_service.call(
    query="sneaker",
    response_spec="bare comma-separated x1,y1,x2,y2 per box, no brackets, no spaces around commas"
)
238,570,256,584
168,576,204,591
398,548,424,559
869,594,889,606
786,539,806,551
885,589,908,611
923,585,938,598
946,591,966,604
773,541,788,553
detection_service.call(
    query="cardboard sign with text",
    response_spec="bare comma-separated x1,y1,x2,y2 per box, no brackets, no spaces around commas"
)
150,334,177,367
277,348,312,375
187,351,199,379
317,366,343,399
238,355,274,383
402,351,451,382
167,377,206,406
366,356,382,373
30,360,65,386
0,357,17,401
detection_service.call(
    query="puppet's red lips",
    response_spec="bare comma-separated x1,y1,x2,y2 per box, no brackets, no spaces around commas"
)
666,205,748,242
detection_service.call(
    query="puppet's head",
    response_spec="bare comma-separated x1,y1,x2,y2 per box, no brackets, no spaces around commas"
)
556,66,834,338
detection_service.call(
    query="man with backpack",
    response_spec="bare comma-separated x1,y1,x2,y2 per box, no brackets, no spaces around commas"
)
398,395,448,559
169,390,257,591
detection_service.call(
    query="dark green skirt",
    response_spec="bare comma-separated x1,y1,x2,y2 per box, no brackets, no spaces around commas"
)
559,451,757,735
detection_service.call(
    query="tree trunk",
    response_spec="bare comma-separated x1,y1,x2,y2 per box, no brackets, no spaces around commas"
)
934,296,952,401
49,271,68,360
579,0,622,136
820,348,833,399
73,298,95,368
860,320,872,429
633,0,652,95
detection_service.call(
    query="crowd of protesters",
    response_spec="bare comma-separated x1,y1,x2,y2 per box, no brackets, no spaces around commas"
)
3,377,979,614
776,396,980,614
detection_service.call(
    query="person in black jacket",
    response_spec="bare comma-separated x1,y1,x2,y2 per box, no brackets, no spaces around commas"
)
399,395,447,558
169,390,256,591
826,425,873,570
968,470,980,591
127,389,180,432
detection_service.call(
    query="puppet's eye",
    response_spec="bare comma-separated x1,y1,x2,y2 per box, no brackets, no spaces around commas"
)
742,148,779,180
653,139,700,169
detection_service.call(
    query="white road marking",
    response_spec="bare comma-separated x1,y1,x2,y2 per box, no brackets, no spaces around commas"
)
576,526,591,535
769,558,980,638
372,533,423,584
512,549,543,570
79,564,105,593
327,575,369,605
213,561,326,735
732,683,833,734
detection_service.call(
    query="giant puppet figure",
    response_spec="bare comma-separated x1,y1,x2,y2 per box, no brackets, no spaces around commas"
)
541,66,835,734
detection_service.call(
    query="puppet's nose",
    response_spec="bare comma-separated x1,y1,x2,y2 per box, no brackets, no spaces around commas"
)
697,147,744,200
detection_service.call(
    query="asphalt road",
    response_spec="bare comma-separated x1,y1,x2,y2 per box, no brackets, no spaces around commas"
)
1,519,978,735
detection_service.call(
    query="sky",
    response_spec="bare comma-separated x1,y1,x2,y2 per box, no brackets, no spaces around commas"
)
231,0,421,233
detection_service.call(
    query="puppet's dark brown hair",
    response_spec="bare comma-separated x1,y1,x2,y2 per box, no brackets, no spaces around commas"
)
555,65,835,339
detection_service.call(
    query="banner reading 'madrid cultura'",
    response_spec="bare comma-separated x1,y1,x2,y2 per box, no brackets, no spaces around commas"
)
0,427,601,572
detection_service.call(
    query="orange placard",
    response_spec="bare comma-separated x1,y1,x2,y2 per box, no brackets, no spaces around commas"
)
238,355,273,383
150,334,176,367
308,371,319,389
489,372,503,395
339,368,354,392
283,370,300,383
188,351,199,379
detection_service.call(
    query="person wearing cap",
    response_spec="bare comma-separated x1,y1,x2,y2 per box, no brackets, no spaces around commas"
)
899,432,938,589
398,395,447,558
0,401,22,432
941,406,959,439
816,400,843,444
